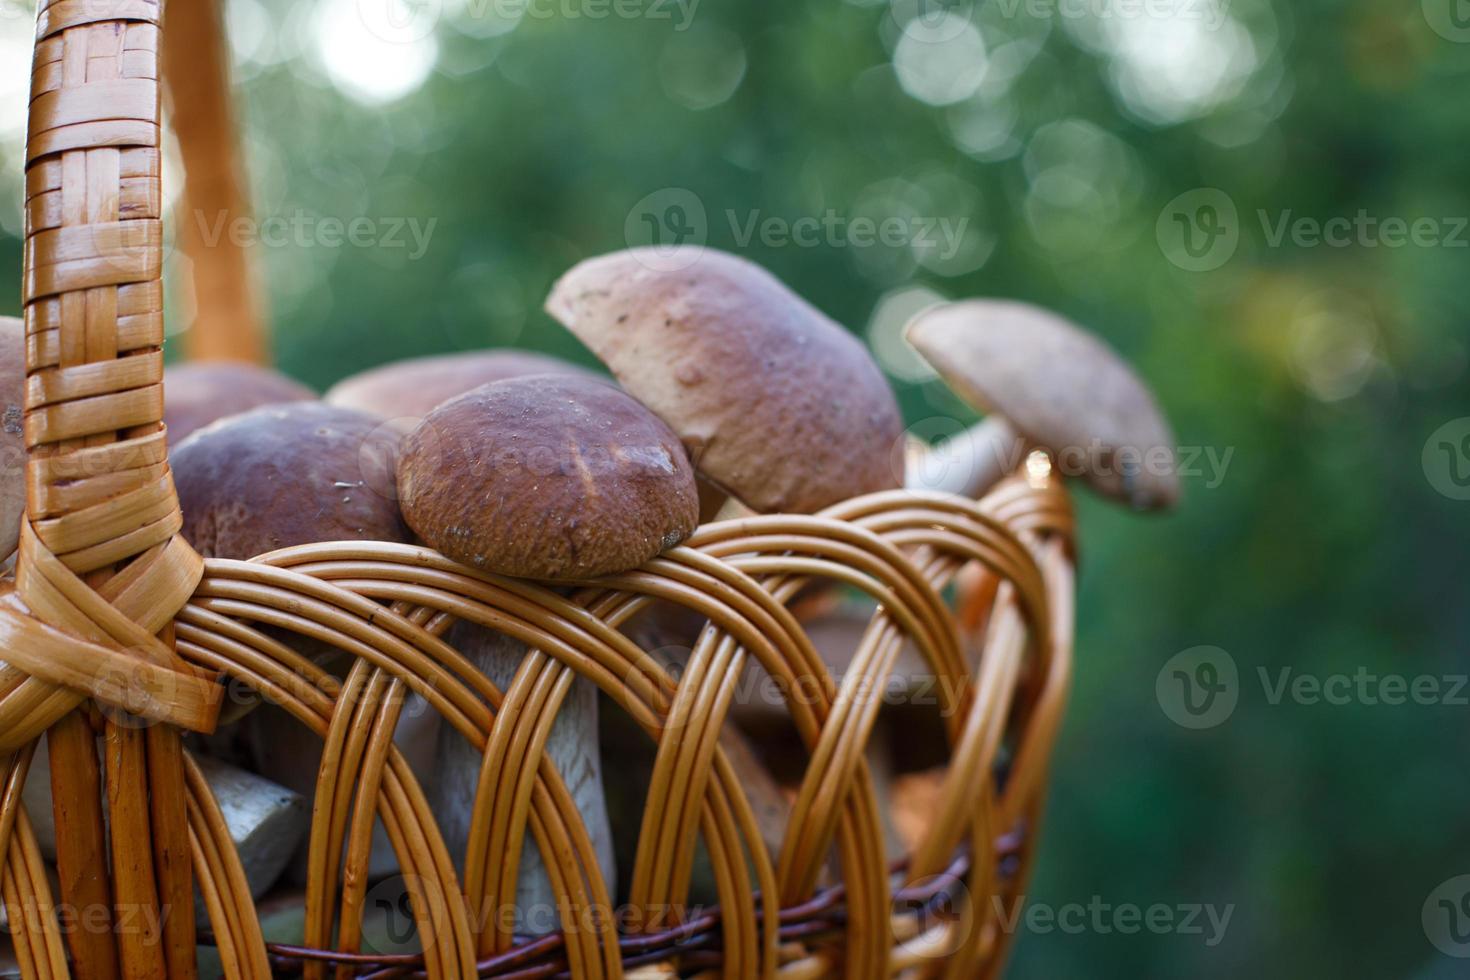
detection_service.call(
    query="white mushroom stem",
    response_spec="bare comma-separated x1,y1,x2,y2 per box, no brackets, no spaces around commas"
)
430,624,616,935
904,417,1023,499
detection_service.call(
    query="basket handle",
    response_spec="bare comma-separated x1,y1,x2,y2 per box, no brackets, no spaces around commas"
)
22,0,187,576
18,4,229,974
161,0,269,365
21,0,223,860
20,0,220,732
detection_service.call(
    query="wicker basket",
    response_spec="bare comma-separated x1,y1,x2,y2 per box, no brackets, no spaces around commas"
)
0,2,1077,976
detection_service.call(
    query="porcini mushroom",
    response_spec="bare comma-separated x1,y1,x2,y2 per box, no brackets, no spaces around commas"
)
325,349,598,421
172,402,419,880
397,374,699,579
163,360,316,445
0,319,25,561
905,299,1179,509
399,373,699,932
545,246,904,513
172,402,410,558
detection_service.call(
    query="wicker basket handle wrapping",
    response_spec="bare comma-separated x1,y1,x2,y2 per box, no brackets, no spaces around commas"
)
16,3,223,975
18,0,220,733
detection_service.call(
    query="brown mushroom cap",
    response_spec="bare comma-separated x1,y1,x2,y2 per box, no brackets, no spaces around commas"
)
545,247,904,514
0,319,24,558
397,374,698,580
164,361,316,445
325,350,599,420
173,402,411,559
905,299,1179,510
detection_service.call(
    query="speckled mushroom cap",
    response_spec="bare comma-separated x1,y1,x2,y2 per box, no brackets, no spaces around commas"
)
164,361,316,445
545,247,904,514
396,374,699,580
172,402,411,559
0,319,25,558
325,350,599,420
905,299,1179,510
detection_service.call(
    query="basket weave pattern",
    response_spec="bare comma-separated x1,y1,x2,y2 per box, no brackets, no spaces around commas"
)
0,3,1077,977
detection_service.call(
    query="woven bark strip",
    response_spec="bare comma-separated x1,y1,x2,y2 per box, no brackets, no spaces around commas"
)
1,1,1079,976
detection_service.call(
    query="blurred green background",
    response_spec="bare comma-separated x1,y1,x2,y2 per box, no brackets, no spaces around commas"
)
2,0,1468,975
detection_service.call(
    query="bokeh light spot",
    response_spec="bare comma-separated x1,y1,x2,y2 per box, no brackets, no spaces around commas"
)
659,24,748,111
893,15,987,107
315,0,440,106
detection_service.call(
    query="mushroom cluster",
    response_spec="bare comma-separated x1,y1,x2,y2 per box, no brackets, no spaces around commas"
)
4,246,1177,947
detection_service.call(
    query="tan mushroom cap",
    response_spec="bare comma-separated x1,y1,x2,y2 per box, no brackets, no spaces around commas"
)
0,319,24,559
164,361,316,445
325,350,598,420
397,374,698,580
173,402,411,559
545,247,904,514
905,299,1179,510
